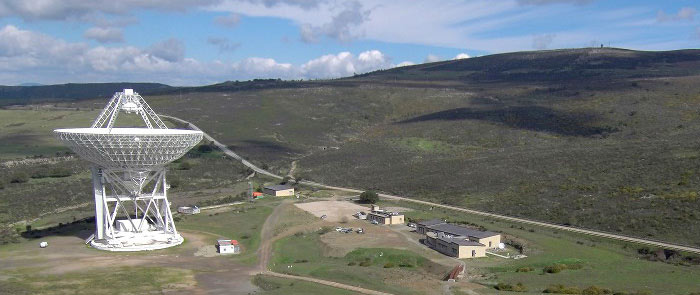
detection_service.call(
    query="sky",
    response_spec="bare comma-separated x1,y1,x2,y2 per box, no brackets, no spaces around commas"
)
0,0,698,86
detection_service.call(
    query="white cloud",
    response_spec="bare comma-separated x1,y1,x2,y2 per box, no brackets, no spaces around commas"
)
301,50,391,78
657,7,697,22
0,25,406,84
453,53,470,59
232,57,295,78
396,61,415,67
83,27,124,43
214,13,241,27
424,54,442,63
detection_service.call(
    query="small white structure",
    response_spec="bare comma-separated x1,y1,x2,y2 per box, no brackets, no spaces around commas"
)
217,239,240,254
39,241,48,248
354,211,367,220
178,206,200,215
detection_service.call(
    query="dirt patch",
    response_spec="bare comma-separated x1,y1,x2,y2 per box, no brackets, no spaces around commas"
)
294,201,368,222
319,220,408,257
194,245,219,257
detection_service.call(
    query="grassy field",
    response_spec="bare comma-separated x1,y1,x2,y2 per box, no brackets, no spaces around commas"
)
385,199,700,295
0,266,193,294
176,198,277,265
269,228,446,295
252,274,359,295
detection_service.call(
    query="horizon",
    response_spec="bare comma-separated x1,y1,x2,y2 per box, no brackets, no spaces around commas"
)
0,0,698,86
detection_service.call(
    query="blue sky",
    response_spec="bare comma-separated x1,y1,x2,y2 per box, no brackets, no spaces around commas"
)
0,0,698,85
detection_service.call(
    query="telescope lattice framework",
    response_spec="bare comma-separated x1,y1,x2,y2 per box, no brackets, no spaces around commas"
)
54,89,203,251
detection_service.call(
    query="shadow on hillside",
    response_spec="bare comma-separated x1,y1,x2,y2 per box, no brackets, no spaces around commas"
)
398,106,617,137
21,217,94,240
230,140,297,154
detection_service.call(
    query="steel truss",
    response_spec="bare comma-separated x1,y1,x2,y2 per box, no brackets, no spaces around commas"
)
90,167,182,251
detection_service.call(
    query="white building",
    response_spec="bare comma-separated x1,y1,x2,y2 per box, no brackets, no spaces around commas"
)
217,239,240,254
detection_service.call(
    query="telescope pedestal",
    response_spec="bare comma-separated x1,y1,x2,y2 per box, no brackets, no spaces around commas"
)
90,167,182,251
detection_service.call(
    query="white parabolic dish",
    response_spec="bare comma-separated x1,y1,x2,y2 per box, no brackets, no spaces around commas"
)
54,128,203,170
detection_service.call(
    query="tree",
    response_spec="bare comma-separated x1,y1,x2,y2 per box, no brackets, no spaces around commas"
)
359,191,379,204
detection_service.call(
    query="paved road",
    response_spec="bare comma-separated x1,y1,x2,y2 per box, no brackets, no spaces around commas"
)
162,115,700,255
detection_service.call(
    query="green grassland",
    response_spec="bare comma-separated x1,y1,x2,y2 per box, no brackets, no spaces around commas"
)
176,198,276,265
252,274,359,295
384,199,700,295
269,229,447,295
0,266,193,295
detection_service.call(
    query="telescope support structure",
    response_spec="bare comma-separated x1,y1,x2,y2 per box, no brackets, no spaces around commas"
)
89,166,182,251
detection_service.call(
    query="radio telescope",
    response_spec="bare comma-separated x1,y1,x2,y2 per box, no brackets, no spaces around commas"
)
54,89,203,251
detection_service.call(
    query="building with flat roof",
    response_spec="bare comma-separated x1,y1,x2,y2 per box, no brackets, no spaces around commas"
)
417,219,501,258
367,211,405,225
263,184,295,197
366,205,404,225
425,232,487,258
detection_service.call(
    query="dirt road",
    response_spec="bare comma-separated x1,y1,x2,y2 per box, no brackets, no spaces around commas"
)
164,114,700,255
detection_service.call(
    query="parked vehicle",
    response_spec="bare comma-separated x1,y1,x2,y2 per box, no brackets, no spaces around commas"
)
371,220,379,225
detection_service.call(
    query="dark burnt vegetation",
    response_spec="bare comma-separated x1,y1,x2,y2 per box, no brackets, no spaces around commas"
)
399,105,617,137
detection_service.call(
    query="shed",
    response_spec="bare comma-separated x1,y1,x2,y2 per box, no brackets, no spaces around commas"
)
217,239,240,254
263,184,295,197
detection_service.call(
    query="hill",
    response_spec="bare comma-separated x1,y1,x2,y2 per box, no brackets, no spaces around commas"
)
0,82,172,106
6,47,700,246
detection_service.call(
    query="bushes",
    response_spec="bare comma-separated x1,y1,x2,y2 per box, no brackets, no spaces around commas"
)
383,262,395,268
582,286,613,295
252,275,281,291
543,263,582,274
9,172,29,183
495,282,527,292
515,266,534,272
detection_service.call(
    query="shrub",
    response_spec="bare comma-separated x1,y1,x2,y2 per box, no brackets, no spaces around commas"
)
348,261,356,266
543,264,566,273
252,275,281,291
359,260,372,267
383,262,395,268
10,172,29,183
582,286,612,295
495,282,527,292
294,259,308,263
359,191,379,204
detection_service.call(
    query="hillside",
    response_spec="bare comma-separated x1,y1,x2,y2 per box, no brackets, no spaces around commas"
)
9,48,700,246
0,82,172,106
